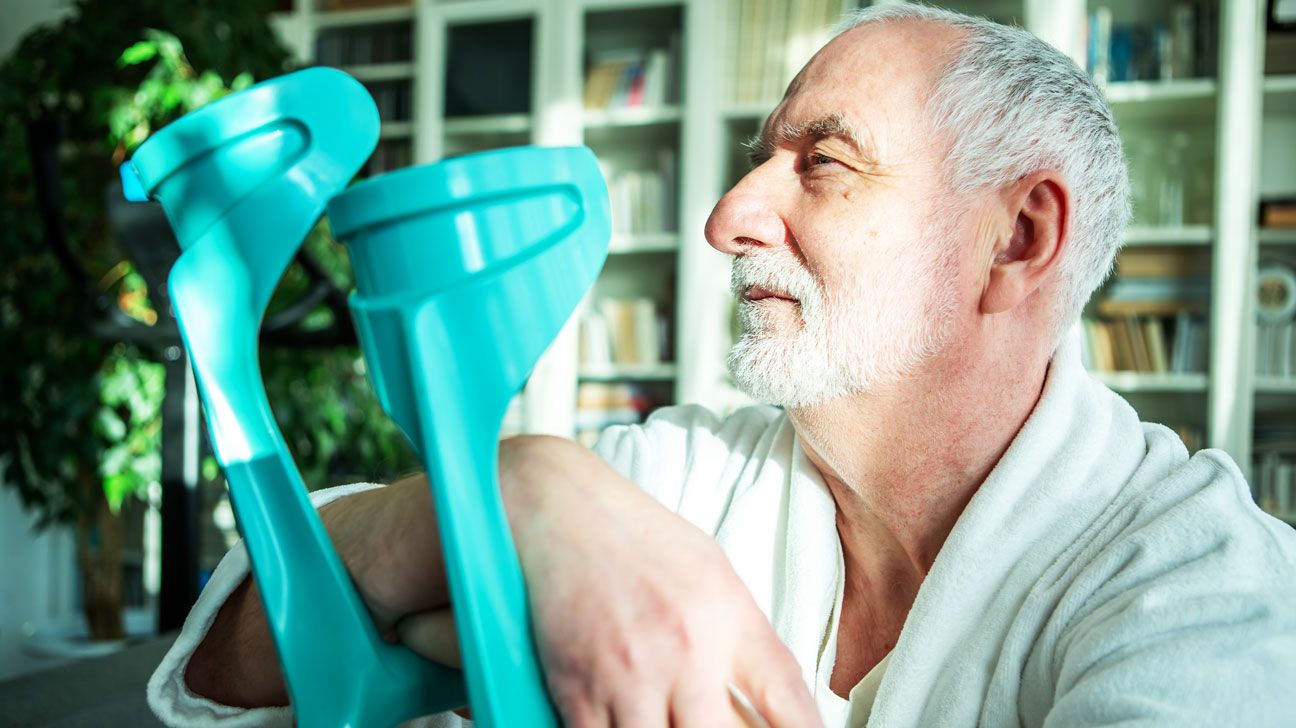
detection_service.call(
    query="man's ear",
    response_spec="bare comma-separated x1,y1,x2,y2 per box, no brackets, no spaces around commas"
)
980,171,1070,315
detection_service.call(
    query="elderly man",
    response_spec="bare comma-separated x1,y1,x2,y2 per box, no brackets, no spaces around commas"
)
150,5,1296,727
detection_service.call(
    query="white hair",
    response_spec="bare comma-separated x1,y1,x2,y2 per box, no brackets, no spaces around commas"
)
835,3,1131,337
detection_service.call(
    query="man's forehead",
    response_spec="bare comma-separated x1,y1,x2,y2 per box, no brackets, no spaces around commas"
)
753,23,957,159
798,22,955,110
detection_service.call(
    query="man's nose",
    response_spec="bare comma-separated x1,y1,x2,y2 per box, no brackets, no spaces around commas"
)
704,165,788,256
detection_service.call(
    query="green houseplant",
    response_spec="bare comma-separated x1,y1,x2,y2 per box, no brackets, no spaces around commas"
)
0,1,418,642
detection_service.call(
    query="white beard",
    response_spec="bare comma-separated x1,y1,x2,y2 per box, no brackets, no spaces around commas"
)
726,233,959,408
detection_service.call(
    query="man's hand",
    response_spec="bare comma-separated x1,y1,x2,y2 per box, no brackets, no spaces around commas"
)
402,436,821,728
186,435,822,727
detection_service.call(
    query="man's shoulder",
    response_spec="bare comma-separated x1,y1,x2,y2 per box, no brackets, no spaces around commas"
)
1065,433,1296,635
641,402,786,436
597,402,786,456
588,403,793,519
1122,437,1296,569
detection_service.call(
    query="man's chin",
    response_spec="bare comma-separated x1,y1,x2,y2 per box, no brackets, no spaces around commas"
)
726,342,849,409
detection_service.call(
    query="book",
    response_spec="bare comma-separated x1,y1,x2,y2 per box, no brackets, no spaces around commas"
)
1126,314,1151,372
1260,199,1296,228
1170,3,1196,78
1088,7,1112,82
1143,317,1169,373
1116,249,1211,278
583,298,668,366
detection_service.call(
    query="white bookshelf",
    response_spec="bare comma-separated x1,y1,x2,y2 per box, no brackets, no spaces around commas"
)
269,0,1294,480
379,121,414,139
313,5,414,28
1092,372,1209,394
1256,378,1296,396
583,106,683,128
1122,226,1213,246
609,232,678,254
1260,229,1296,246
343,61,415,82
579,363,678,381
441,114,531,135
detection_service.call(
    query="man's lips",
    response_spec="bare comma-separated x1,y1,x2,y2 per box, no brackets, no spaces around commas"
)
743,285,796,302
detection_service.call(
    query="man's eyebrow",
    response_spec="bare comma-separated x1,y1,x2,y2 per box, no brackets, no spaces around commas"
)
744,113,874,167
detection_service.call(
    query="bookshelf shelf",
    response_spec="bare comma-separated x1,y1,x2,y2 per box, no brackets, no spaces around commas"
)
1105,78,1217,118
1260,229,1296,246
583,106,682,129
341,62,415,83
579,363,678,381
609,233,678,254
1256,378,1296,395
1105,78,1216,103
1122,225,1213,246
443,114,532,136
582,0,684,11
314,5,414,29
379,121,414,139
1090,371,1209,393
1264,75,1296,114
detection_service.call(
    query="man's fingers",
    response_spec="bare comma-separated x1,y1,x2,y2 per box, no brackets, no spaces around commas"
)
551,694,612,728
609,690,670,728
395,607,461,668
669,677,741,728
733,638,824,728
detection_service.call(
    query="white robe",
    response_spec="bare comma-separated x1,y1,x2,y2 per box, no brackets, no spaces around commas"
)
149,332,1296,726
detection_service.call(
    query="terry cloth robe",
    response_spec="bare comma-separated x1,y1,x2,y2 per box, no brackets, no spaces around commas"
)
148,331,1296,727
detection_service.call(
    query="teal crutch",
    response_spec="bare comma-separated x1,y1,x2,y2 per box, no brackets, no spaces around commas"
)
327,145,611,727
122,67,465,726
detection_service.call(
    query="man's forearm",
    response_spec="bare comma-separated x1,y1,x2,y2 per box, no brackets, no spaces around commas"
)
181,436,641,710
185,574,288,707
180,438,554,708
183,481,432,708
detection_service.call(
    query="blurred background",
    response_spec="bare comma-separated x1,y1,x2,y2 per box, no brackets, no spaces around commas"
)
0,0,1292,689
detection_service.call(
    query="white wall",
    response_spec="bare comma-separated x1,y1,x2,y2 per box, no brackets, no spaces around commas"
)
0,0,73,59
0,481,78,682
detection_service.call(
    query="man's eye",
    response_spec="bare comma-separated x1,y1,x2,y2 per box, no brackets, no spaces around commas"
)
805,152,838,168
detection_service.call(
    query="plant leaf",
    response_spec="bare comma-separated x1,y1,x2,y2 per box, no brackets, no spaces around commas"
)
118,41,157,67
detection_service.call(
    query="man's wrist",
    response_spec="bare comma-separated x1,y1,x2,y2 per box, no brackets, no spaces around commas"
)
185,577,289,708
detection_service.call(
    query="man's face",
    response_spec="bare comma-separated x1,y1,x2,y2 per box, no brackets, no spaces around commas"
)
705,23,968,408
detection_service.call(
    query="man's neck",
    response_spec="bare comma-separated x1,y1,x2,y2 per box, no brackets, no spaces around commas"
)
788,335,1051,633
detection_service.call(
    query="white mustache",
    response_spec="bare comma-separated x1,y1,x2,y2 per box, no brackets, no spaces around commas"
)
729,253,822,303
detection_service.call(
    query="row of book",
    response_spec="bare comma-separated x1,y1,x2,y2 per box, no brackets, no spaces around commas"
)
603,149,678,236
363,139,412,177
1254,450,1296,522
725,0,853,105
1087,3,1217,84
580,298,670,368
574,382,658,447
317,22,413,67
1256,322,1296,379
366,81,413,122
1080,312,1209,374
583,40,681,111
